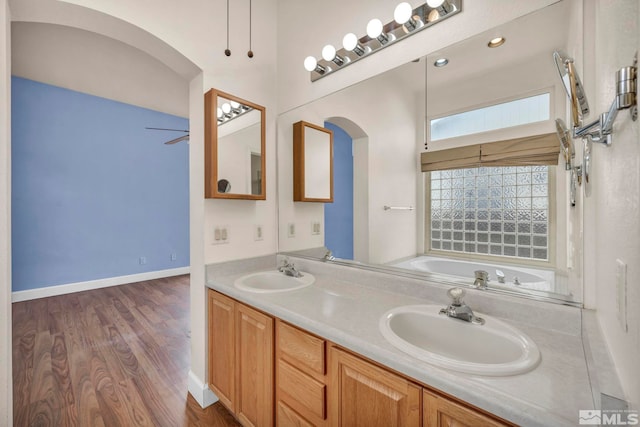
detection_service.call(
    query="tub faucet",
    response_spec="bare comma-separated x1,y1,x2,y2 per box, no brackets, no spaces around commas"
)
439,288,485,325
473,270,489,289
513,276,521,286
496,270,505,284
278,259,302,278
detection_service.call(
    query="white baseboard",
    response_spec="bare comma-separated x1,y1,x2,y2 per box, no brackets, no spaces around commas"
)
11,267,191,303
188,370,218,408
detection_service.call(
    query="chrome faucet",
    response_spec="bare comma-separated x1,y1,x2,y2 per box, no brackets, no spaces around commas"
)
496,269,505,284
513,276,521,286
439,288,485,325
278,259,302,278
473,270,489,289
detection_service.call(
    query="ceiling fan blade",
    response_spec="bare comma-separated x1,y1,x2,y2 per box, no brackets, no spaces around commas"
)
164,134,190,145
146,127,189,133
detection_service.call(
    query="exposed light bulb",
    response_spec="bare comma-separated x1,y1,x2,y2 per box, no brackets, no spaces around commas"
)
221,103,231,114
322,44,337,61
343,33,358,51
394,2,413,25
426,0,444,7
230,101,240,109
304,56,318,72
366,18,383,39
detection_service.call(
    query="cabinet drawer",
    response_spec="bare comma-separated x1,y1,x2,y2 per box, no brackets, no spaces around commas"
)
278,360,326,420
277,401,315,427
278,321,326,375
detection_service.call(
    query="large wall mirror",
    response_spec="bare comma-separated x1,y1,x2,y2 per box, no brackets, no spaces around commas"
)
205,88,266,199
277,1,584,305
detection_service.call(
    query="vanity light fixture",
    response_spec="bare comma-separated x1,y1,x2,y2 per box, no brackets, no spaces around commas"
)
434,58,449,67
394,2,423,32
488,37,506,48
304,55,328,74
367,18,394,46
322,44,347,66
304,0,462,82
343,33,369,57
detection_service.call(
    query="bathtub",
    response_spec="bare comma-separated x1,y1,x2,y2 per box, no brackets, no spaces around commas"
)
391,256,555,292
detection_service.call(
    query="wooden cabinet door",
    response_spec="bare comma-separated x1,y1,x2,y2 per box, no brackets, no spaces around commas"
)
236,303,274,427
329,347,421,427
423,390,511,427
208,290,236,411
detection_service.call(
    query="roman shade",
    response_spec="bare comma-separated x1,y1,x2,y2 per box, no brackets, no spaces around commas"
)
421,133,559,172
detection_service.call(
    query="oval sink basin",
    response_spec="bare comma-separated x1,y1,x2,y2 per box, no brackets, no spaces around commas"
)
234,271,315,293
380,305,540,376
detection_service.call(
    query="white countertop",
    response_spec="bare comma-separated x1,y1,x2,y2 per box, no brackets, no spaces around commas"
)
206,255,596,427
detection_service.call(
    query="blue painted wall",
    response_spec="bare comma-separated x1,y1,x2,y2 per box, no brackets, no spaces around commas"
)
11,77,190,291
324,122,354,260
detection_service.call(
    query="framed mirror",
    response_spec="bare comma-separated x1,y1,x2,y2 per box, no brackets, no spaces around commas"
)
293,121,334,202
205,88,266,199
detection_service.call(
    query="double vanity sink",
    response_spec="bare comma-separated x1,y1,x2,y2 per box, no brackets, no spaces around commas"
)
234,268,541,377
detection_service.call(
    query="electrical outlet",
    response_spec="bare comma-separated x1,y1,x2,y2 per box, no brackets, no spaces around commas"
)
616,259,628,332
311,221,321,235
287,223,296,238
139,256,147,265
171,253,177,261
213,226,229,245
254,225,264,241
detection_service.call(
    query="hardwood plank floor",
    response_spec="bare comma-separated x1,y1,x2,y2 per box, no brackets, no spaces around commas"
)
12,275,241,427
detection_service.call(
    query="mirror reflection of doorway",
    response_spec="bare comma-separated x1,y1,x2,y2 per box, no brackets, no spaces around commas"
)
251,152,262,195
324,122,354,260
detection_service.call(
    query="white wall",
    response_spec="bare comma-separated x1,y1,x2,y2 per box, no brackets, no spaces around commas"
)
12,22,189,117
278,61,424,265
277,0,559,113
586,0,640,408
0,0,11,424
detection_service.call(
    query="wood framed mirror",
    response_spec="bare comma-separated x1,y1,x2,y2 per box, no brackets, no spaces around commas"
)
205,88,266,199
293,121,334,202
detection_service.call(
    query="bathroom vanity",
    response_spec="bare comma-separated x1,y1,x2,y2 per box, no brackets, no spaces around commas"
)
206,255,610,427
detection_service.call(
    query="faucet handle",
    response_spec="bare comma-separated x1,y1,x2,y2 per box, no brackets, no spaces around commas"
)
447,287,466,306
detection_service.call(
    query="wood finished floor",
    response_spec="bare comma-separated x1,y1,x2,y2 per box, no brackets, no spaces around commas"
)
12,275,241,427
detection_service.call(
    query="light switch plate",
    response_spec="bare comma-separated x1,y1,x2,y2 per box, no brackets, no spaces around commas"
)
311,221,321,235
616,259,627,332
287,223,296,238
254,225,264,241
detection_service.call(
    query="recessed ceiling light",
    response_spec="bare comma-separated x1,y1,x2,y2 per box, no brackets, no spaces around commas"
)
434,58,449,67
488,37,506,48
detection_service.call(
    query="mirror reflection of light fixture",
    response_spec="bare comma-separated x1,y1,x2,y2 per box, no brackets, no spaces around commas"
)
394,2,422,32
434,58,449,67
303,0,462,82
488,37,506,48
426,0,453,20
216,99,254,125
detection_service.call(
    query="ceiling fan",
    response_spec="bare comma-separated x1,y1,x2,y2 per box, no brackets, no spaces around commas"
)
146,127,190,145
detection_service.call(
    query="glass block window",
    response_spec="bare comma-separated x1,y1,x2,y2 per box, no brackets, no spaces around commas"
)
430,166,549,261
430,93,550,141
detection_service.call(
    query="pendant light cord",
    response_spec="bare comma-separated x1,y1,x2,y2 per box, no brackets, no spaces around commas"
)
224,0,231,56
247,0,254,58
